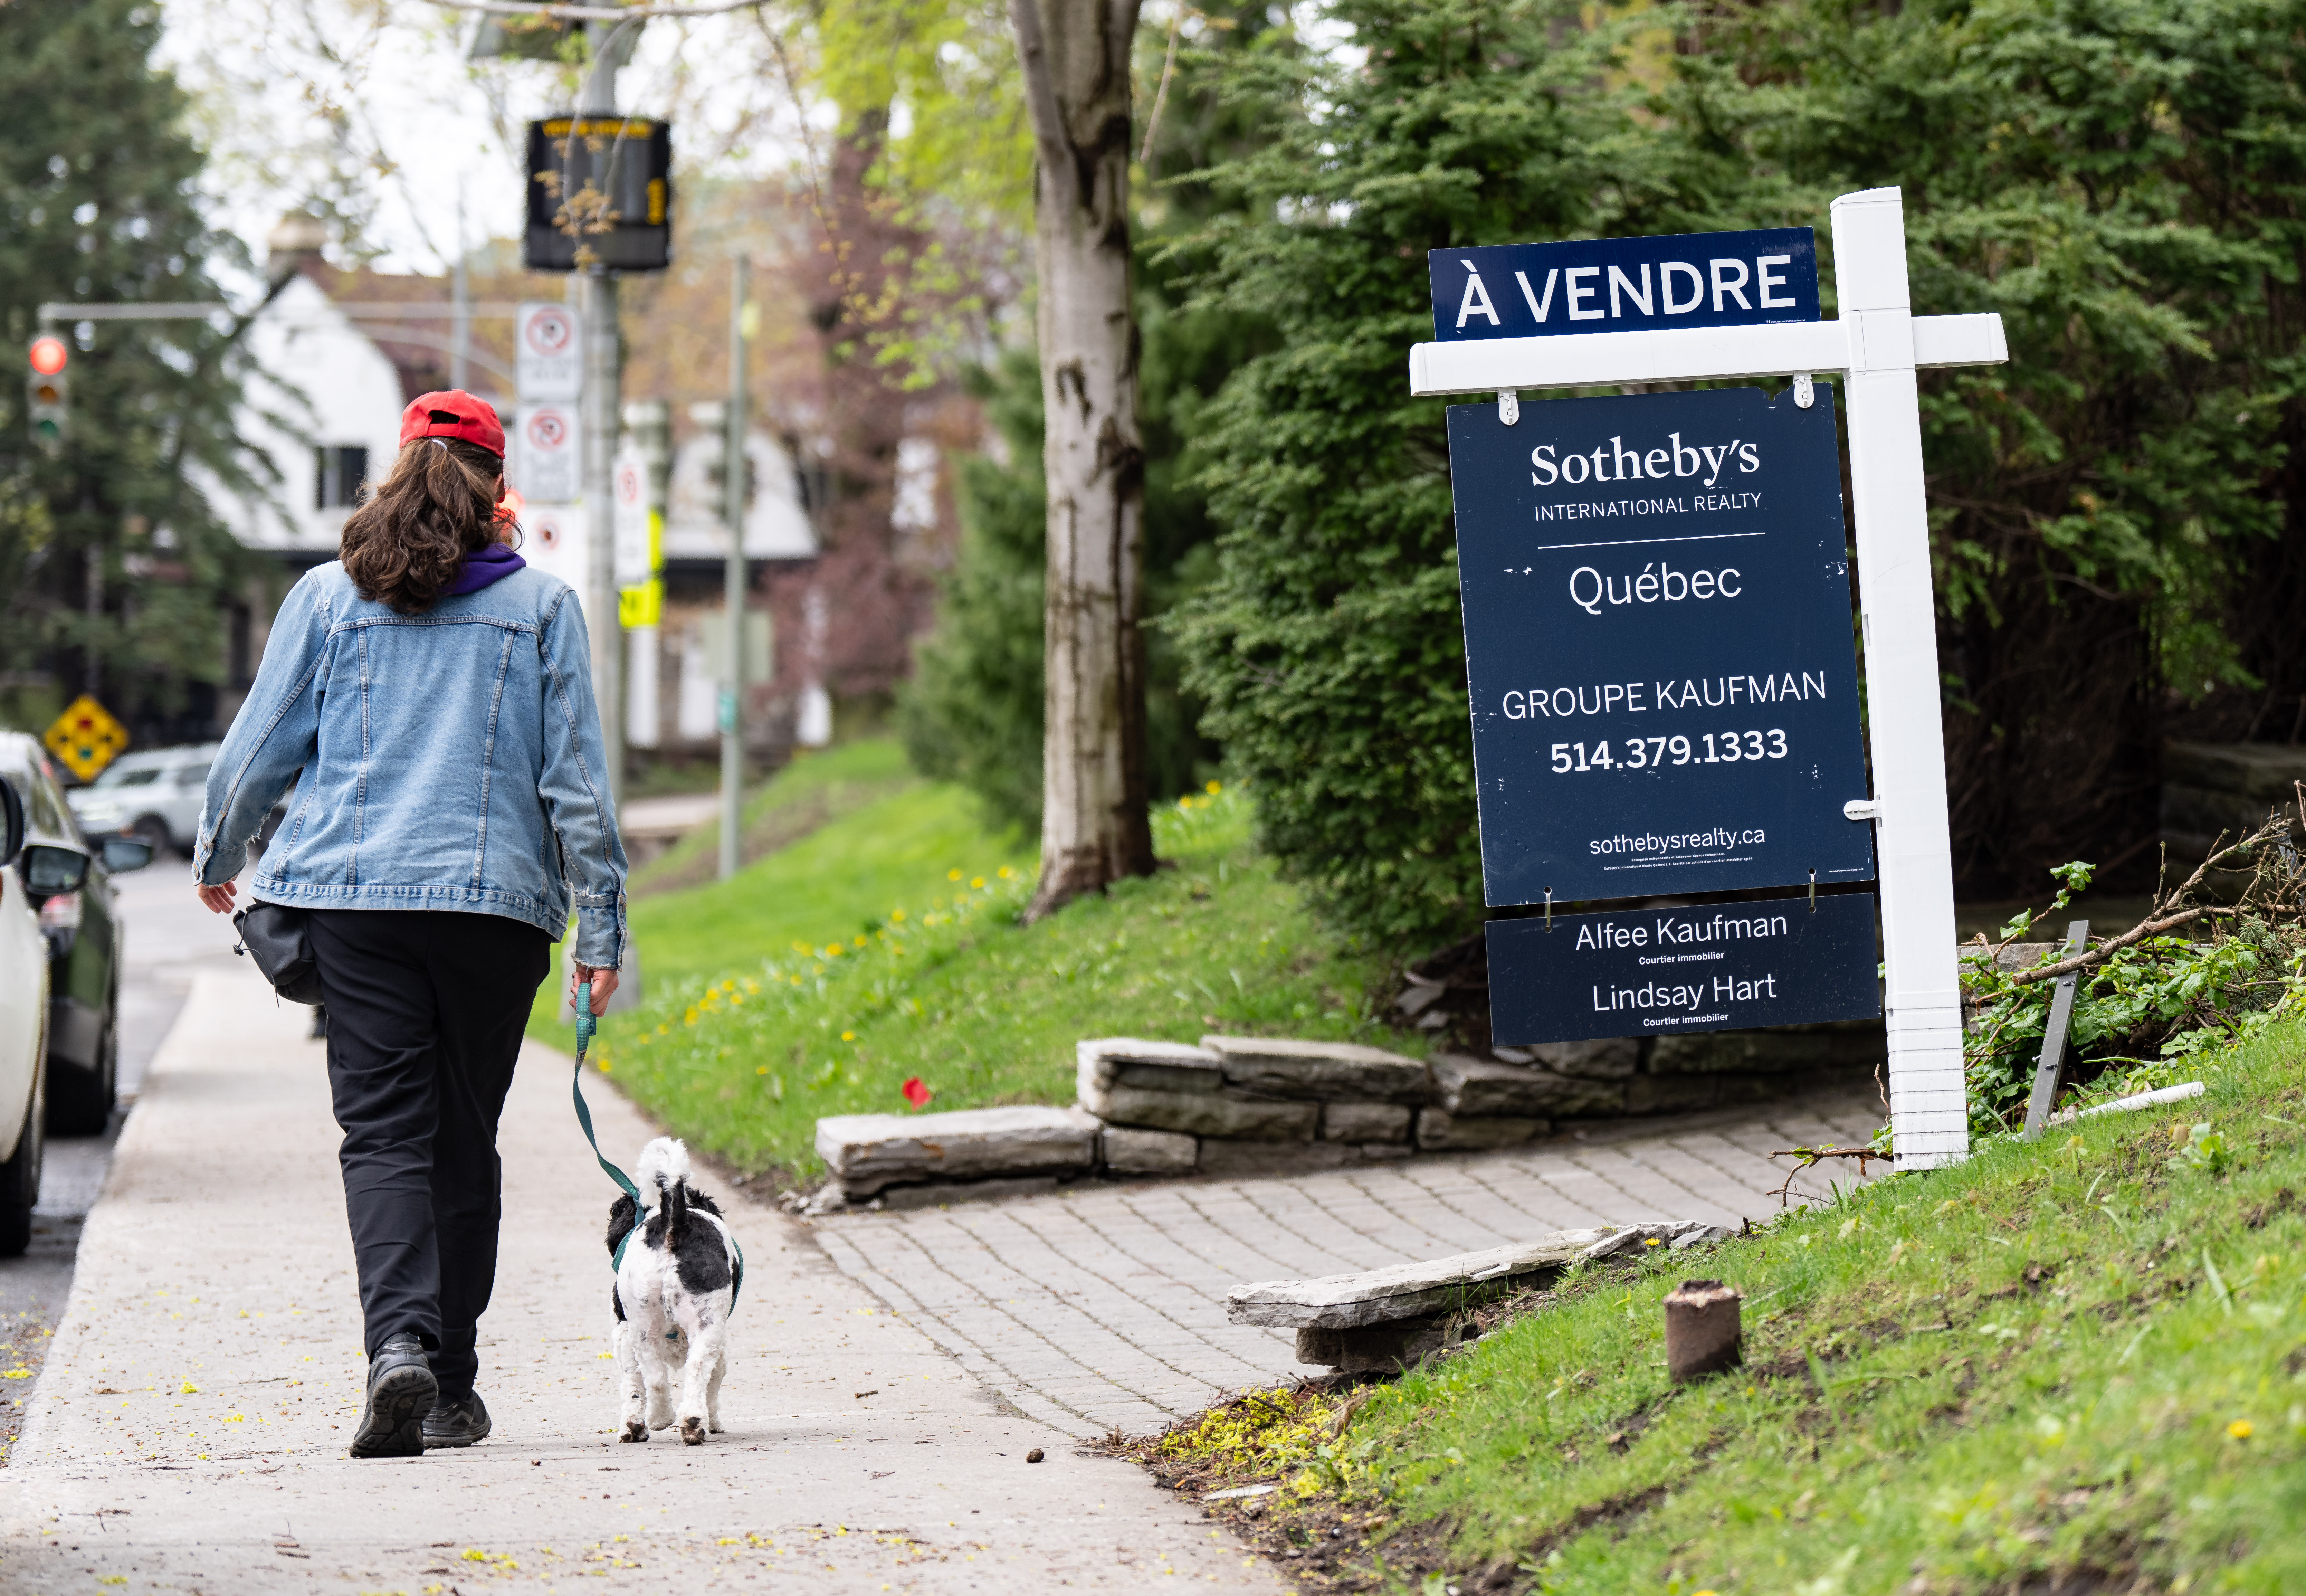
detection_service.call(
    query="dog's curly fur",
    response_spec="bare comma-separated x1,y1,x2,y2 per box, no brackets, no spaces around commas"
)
607,1138,740,1444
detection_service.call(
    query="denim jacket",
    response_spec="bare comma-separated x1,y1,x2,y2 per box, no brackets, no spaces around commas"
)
193,561,628,965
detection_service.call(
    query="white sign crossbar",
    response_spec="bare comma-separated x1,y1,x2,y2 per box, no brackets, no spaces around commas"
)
1409,311,2005,396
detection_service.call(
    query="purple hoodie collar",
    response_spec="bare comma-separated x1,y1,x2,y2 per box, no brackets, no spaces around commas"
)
444,541,526,597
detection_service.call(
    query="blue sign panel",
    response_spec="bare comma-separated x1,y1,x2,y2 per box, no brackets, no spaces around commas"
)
1487,891,1882,1046
1449,383,1873,907
1429,228,1818,344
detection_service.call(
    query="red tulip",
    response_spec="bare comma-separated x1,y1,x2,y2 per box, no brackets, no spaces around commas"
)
901,1076,932,1110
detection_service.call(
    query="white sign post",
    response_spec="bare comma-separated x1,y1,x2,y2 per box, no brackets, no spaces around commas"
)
514,403,582,505
1410,187,2003,1172
611,450,653,589
515,301,583,402
520,503,590,594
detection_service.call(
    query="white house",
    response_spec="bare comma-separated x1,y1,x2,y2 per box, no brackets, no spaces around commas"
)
201,249,827,759
206,272,413,559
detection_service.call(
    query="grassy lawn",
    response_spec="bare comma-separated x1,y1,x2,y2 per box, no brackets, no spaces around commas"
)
560,778,1419,1182
529,740,1009,1038
1138,1021,2306,1593
625,738,919,900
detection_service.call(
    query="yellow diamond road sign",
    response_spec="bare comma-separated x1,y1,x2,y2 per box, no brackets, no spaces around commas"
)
42,695,129,783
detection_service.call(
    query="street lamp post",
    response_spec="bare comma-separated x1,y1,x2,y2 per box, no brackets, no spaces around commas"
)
578,25,626,813
719,256,749,881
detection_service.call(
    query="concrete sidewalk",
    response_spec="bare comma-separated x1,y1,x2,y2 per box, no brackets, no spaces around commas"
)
0,969,1281,1593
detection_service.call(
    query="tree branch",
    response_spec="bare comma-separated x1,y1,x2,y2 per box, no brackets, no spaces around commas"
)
1138,2,1184,166
421,0,765,19
1006,0,1076,182
2009,814,2293,986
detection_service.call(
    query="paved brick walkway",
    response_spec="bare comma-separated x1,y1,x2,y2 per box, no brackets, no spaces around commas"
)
813,1086,1885,1440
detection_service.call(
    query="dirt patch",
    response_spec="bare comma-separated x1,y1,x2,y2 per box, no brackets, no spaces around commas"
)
2245,1186,2298,1228
1103,1264,1667,1593
0,1307,59,1464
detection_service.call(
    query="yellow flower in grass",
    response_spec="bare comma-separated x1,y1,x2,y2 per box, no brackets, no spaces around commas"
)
2230,1419,2256,1440
970,876,985,890
948,869,962,881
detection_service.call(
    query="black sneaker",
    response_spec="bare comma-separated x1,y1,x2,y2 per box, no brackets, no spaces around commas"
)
423,1391,492,1448
350,1334,437,1458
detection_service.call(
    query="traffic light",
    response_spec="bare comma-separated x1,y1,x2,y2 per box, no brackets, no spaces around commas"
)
25,334,68,455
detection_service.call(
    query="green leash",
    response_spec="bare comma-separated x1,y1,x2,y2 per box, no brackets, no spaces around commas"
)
572,999,743,1310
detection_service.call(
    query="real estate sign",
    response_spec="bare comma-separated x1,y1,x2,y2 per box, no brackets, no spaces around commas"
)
1413,192,2009,1168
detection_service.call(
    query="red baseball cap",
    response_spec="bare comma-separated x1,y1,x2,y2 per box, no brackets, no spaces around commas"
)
400,390,505,459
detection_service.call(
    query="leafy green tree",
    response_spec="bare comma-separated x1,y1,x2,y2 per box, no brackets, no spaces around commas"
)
899,350,1049,824
0,0,267,746
898,280,1240,829
897,3,1289,832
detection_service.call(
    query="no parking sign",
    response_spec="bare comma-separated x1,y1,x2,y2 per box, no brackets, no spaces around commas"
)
514,403,581,503
516,302,581,401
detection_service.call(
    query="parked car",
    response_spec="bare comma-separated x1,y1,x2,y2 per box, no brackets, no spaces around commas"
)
65,741,219,856
0,733,151,1137
0,773,47,1254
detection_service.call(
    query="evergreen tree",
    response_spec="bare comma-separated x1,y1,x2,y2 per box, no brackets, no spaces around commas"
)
1687,0,2306,891
1174,0,2306,956
0,0,267,748
1170,0,1725,953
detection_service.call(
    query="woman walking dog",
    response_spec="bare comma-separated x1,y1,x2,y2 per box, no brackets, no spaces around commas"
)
193,392,627,1458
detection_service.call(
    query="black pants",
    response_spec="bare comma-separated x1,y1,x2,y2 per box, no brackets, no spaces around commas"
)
307,909,551,1399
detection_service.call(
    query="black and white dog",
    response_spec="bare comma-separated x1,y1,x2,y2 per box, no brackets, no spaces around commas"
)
606,1138,740,1444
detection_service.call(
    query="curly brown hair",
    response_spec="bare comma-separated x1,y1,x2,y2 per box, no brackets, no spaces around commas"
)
338,436,511,614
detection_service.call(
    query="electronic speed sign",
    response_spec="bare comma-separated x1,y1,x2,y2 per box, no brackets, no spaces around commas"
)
525,116,673,273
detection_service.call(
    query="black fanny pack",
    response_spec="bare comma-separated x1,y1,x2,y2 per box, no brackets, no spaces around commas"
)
232,902,324,1005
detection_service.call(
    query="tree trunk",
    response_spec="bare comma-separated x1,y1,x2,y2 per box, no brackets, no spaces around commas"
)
1008,0,1154,920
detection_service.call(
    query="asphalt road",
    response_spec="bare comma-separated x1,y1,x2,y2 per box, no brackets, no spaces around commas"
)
0,857,251,1419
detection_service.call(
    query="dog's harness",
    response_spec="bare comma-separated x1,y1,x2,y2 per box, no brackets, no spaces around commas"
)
573,1002,744,1311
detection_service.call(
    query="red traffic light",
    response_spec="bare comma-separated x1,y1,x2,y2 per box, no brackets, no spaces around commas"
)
27,336,67,377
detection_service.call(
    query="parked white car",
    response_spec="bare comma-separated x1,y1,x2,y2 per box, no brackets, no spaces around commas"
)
65,742,219,856
0,775,49,1254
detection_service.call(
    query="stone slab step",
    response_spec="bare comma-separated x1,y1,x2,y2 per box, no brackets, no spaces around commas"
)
816,1105,1101,1198
1430,1053,1627,1118
1225,1222,1732,1330
1076,1037,1225,1098
1200,1034,1432,1104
